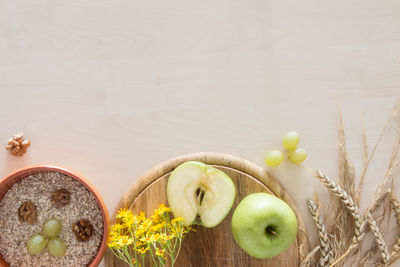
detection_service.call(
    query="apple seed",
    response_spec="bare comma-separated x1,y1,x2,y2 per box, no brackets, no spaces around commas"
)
195,187,206,206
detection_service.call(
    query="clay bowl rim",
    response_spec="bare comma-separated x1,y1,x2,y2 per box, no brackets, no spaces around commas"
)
0,165,110,267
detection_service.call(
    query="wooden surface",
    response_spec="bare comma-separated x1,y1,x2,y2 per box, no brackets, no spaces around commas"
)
105,152,308,267
0,1,400,266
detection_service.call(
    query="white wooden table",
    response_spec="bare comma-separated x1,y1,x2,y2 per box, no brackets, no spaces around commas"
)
1,1,400,266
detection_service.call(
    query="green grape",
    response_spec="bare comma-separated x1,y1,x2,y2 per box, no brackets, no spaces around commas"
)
282,131,300,151
43,218,62,237
27,234,46,255
289,148,307,164
47,237,66,258
265,150,283,167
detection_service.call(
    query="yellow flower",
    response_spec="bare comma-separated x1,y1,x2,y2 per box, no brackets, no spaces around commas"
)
160,233,174,241
108,239,121,249
150,223,164,233
133,215,141,224
116,208,130,219
108,231,122,245
155,247,165,257
151,204,172,222
117,235,133,247
170,227,178,236
151,214,162,223
157,205,171,216
171,217,184,226
108,204,194,266
108,231,117,239
136,246,150,254
111,223,125,232
138,218,152,231
122,213,134,227
158,204,171,213
135,227,146,237
139,235,152,244
115,208,136,228
149,233,160,242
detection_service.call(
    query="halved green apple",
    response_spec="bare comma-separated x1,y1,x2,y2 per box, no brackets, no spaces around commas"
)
167,161,236,228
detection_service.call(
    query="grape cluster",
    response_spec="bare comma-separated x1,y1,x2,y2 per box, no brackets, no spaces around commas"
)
265,131,307,167
27,218,66,258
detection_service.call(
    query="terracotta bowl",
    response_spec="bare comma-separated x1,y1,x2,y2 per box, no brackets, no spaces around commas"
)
0,165,110,267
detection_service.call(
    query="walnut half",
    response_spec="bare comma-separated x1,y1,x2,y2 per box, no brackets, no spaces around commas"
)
5,133,31,157
72,219,94,242
51,188,71,208
18,201,37,225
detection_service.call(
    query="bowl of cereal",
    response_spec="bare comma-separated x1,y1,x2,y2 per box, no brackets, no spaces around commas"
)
0,165,109,267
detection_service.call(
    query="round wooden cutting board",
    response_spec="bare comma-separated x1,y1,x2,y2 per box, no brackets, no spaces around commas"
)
105,152,308,267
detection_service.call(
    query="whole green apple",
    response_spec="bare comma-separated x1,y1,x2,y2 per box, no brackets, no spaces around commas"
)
231,192,298,259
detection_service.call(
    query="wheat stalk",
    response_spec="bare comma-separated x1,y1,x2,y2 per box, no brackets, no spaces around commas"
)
362,249,375,266
368,133,400,213
366,211,390,266
309,101,400,266
389,191,400,226
300,246,320,267
357,113,369,204
313,170,366,267
389,192,400,257
333,144,356,253
358,102,400,199
307,200,332,266
315,170,364,247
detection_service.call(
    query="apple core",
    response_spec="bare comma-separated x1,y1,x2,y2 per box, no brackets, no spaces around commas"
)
167,161,236,228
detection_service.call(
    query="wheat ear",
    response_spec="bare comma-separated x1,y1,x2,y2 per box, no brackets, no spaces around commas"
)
307,200,332,266
315,170,364,247
366,211,390,266
389,192,400,256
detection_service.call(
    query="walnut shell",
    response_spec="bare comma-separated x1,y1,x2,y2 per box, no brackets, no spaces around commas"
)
51,188,71,208
18,201,37,224
72,219,94,242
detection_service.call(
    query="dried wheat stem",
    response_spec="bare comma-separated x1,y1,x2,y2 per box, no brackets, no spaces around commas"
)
307,200,332,266
389,191,400,224
298,242,307,262
389,192,400,257
390,255,400,266
366,211,390,266
367,190,392,213
329,247,356,267
375,132,400,203
358,102,400,197
357,113,369,203
362,113,369,164
392,238,400,258
315,170,364,246
300,246,320,267
362,249,375,266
